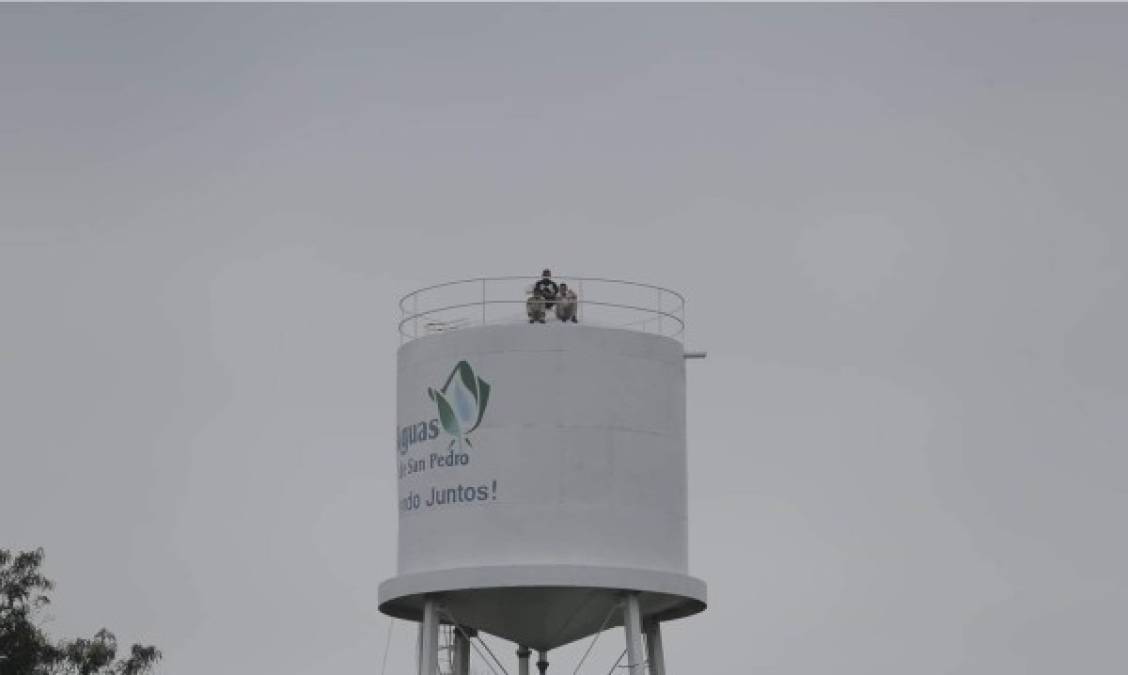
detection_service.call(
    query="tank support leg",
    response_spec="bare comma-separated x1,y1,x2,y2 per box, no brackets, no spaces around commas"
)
517,646,531,675
419,597,439,675
537,649,549,674
644,621,665,675
623,593,645,675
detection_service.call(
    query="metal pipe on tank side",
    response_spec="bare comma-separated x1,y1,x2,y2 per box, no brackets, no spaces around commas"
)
517,645,531,675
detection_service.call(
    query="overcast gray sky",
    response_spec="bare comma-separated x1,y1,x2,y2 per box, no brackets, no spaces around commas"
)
2,4,1126,674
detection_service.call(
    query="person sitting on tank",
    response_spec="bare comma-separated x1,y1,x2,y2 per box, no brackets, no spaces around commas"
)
533,269,559,310
526,289,547,324
554,283,578,323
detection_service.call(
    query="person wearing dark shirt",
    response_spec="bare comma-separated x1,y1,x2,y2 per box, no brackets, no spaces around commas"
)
533,269,559,310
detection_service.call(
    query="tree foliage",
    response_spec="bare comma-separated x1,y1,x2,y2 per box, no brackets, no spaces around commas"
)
0,549,160,675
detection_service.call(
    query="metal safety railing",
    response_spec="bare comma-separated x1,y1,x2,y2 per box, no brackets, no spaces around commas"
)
398,276,686,344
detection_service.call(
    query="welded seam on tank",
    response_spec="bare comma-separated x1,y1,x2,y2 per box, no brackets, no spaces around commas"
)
543,588,599,649
398,345,687,370
398,349,683,369
379,565,707,596
496,423,677,438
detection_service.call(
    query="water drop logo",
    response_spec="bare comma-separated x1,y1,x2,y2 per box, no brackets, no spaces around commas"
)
428,361,491,450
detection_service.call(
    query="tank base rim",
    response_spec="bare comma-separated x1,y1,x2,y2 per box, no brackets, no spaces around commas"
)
378,564,706,651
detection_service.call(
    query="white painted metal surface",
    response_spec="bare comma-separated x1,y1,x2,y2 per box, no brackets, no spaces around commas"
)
382,319,706,652
394,324,689,575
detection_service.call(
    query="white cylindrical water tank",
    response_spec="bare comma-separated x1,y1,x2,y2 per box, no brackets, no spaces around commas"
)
380,323,706,650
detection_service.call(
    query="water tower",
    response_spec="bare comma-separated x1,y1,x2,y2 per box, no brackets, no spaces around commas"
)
380,276,706,675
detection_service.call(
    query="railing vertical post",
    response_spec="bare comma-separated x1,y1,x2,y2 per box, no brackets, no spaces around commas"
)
683,300,687,347
482,279,487,327
578,279,584,324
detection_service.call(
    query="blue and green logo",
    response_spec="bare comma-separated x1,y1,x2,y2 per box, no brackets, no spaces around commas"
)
428,361,491,450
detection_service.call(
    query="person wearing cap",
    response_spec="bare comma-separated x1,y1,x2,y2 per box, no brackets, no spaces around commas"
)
554,283,578,323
